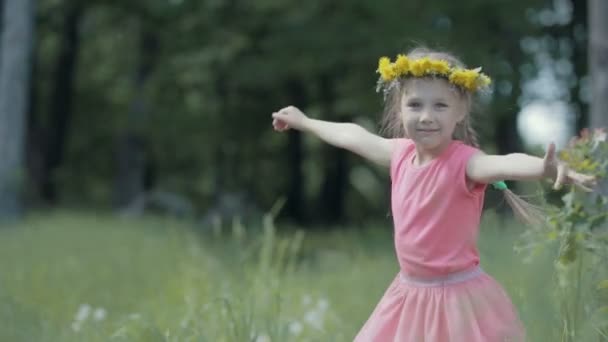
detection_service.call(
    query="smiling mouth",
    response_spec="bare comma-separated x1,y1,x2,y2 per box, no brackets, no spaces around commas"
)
417,129,439,132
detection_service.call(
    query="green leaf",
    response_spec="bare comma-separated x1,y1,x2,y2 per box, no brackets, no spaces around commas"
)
598,280,608,290
561,192,574,207
589,213,607,230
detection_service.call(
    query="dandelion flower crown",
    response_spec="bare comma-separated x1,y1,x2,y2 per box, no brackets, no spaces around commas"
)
375,54,492,99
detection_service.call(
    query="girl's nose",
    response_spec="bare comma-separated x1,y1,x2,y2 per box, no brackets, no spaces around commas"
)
419,110,433,123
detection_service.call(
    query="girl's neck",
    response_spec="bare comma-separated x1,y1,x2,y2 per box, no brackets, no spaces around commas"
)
412,139,454,166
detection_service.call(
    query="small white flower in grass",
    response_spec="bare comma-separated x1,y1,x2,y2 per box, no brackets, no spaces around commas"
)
584,304,592,314
317,297,329,312
128,313,141,320
288,321,304,336
304,309,324,330
302,294,312,306
93,308,107,322
71,322,81,332
75,304,91,322
255,334,271,342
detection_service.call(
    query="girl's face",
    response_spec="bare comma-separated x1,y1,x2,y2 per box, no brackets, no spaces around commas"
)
400,79,466,153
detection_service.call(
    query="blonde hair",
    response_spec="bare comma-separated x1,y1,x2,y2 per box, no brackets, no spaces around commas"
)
379,47,545,227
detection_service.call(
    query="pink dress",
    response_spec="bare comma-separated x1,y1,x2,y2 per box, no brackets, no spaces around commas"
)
354,139,525,341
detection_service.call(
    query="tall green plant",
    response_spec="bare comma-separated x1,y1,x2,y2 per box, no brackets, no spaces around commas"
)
518,128,608,341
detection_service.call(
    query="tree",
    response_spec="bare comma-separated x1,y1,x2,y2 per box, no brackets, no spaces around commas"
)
588,0,608,130
23,0,550,224
42,1,83,204
114,24,158,210
0,0,36,220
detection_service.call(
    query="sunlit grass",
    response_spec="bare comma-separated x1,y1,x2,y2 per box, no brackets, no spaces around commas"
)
0,210,584,341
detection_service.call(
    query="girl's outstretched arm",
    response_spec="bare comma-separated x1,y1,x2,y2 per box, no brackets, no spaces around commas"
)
466,143,596,190
272,106,396,167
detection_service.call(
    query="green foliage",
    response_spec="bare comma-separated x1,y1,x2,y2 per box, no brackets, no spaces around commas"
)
517,128,608,341
31,0,546,216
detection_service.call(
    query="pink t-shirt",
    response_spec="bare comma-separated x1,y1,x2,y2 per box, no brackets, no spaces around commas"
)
390,138,486,278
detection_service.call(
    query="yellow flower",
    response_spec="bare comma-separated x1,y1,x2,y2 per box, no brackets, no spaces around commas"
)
410,58,432,76
375,54,492,93
479,74,492,87
394,54,410,76
449,69,479,91
578,158,599,172
429,59,451,75
378,56,391,70
377,57,397,81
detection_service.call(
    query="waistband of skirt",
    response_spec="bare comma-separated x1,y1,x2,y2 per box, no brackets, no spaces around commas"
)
399,266,484,287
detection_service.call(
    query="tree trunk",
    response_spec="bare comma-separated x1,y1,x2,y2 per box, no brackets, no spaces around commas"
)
41,2,82,204
114,26,158,209
26,43,44,206
588,0,608,130
0,0,35,220
571,0,588,132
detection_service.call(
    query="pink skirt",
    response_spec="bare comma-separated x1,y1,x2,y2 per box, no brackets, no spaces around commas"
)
353,266,525,341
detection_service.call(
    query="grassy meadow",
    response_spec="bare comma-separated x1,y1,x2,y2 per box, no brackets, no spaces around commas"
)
0,210,576,341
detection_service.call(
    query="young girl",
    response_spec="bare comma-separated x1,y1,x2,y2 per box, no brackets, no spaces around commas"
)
271,48,595,341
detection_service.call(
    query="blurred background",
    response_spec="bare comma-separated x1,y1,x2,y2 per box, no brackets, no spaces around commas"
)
1,0,607,341
0,0,605,222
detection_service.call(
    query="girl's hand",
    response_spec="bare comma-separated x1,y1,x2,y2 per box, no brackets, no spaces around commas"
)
271,106,308,132
543,142,597,191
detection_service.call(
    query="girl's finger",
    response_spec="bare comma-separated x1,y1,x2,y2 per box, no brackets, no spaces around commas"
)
544,142,556,162
568,170,597,186
553,163,567,190
574,181,593,192
572,176,594,192
274,121,289,131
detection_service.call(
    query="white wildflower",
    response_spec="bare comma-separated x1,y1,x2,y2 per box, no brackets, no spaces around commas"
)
255,334,271,342
317,297,329,312
128,313,141,320
74,304,91,322
304,309,324,330
71,322,81,332
301,294,312,306
93,308,107,322
289,321,304,336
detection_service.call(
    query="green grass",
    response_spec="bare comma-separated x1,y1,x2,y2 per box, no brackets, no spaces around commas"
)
0,210,579,341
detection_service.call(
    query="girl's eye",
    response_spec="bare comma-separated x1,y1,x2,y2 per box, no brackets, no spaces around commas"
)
436,103,448,108
408,102,421,108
